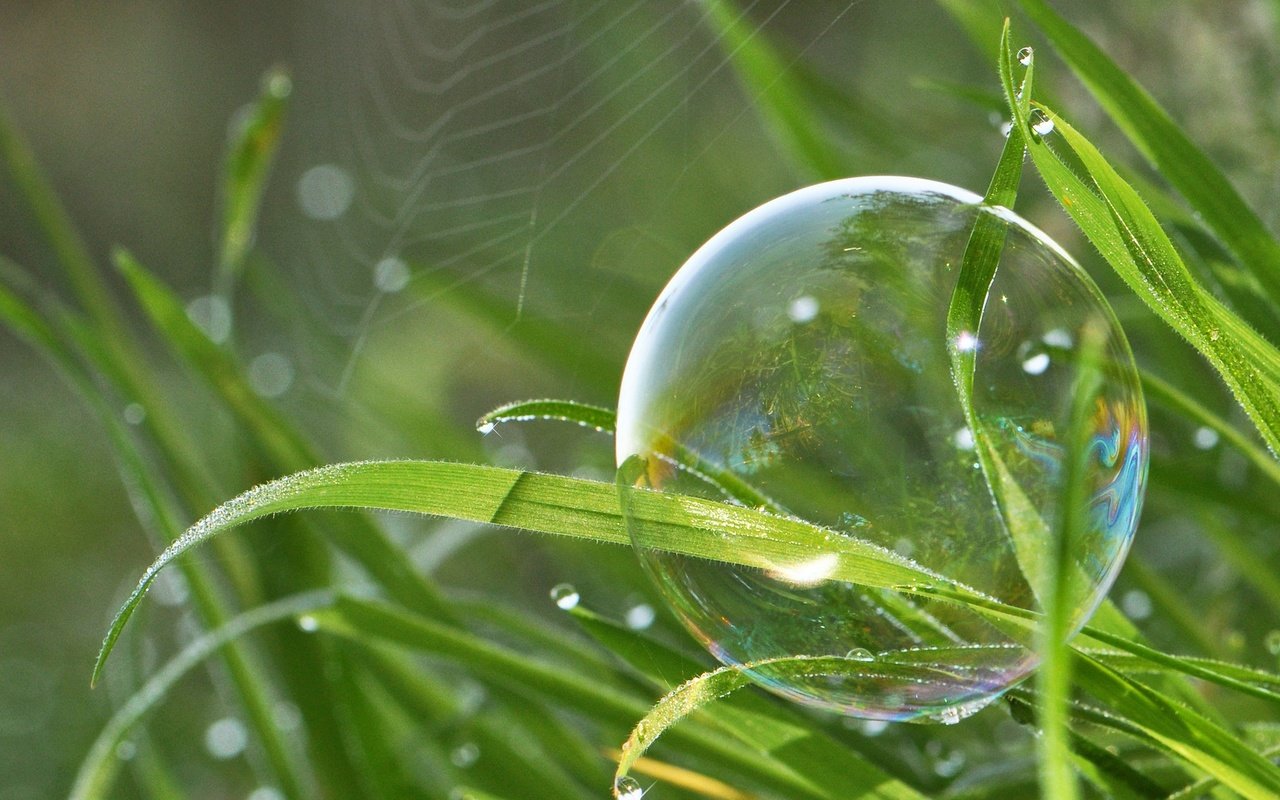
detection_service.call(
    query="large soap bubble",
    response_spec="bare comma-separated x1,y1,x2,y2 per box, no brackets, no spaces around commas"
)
616,177,1147,723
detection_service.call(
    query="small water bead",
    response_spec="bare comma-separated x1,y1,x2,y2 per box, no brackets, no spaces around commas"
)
625,603,656,630
550,583,580,610
846,648,876,661
1029,110,1055,137
614,776,645,799
1193,426,1220,450
1017,46,1035,66
1265,630,1280,655
617,177,1147,722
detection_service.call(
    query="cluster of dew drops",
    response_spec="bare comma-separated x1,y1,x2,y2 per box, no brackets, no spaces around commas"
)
997,47,1055,139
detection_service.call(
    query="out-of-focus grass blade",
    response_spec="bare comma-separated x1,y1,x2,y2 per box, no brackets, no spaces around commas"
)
1004,86,1280,456
477,399,616,433
1065,733,1167,800
697,0,848,179
70,590,335,800
1038,320,1107,800
1014,0,1280,308
113,247,454,621
94,460,959,683
1069,653,1280,797
315,597,852,800
1141,370,1280,488
218,68,289,286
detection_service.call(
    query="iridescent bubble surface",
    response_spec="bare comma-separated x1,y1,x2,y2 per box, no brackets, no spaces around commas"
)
616,177,1147,722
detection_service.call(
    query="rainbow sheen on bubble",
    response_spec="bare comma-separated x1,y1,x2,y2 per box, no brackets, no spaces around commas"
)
616,177,1147,723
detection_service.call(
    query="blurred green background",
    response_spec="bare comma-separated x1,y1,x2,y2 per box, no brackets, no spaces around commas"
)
2,1,1278,797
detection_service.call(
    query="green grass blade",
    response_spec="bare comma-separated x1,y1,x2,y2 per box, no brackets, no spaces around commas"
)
315,597,850,800
70,590,334,800
1141,370,1280,488
95,460,960,683
1014,0,1280,307
218,68,290,286
1037,320,1107,800
477,399,617,433
697,0,849,179
113,247,455,621
1006,87,1280,456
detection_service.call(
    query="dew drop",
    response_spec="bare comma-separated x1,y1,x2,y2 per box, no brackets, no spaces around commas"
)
1193,426,1219,450
952,427,976,451
247,788,286,800
845,648,875,661
1017,46,1034,66
186,294,232,344
1265,630,1280,655
614,776,644,800
115,740,137,761
1030,110,1055,137
297,615,319,633
123,403,146,426
373,256,411,293
205,716,248,760
999,120,1014,138
625,603,656,630
297,164,354,220
550,583,580,610
450,742,480,768
1121,589,1152,620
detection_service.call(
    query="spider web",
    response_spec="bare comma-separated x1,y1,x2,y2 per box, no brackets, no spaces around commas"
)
280,0,863,398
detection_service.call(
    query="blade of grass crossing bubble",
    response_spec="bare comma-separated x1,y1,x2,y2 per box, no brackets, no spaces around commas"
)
1012,101,1280,456
1038,320,1107,800
1014,0,1280,308
569,606,924,798
94,460,957,681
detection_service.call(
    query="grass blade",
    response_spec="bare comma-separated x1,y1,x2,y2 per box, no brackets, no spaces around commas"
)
218,68,290,286
477,398,616,433
1014,0,1280,308
70,590,334,800
94,460,961,683
1003,71,1280,457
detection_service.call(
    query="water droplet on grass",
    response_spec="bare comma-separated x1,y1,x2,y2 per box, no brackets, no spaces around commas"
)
614,776,644,799
846,648,875,661
1017,46,1034,66
625,603,656,630
205,716,248,760
550,583,580,610
1030,110,1055,137
374,257,411,293
1193,426,1219,450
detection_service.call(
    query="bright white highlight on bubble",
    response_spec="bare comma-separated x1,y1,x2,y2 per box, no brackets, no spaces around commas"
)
1021,352,1051,375
298,164,355,220
787,295,820,323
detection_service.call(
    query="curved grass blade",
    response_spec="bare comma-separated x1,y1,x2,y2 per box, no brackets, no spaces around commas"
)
95,460,965,683
477,399,616,433
71,590,335,800
570,605,924,799
316,597,857,800
1014,0,1280,308
1003,73,1280,457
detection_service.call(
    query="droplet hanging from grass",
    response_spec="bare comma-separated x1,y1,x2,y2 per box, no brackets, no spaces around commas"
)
616,176,1147,722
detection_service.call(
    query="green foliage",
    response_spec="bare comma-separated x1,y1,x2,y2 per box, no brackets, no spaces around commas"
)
3,3,1280,799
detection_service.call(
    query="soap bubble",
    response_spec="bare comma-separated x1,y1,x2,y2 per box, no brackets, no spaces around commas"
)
616,177,1147,722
